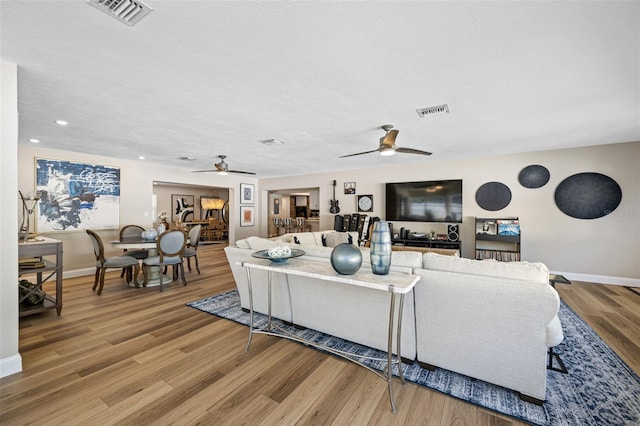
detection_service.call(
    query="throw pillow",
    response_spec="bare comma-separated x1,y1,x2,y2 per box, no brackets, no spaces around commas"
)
324,232,351,248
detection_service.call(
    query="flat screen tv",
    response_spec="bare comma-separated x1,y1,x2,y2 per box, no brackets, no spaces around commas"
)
385,180,463,223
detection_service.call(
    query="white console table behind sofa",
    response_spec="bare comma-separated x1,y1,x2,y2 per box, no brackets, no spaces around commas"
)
240,256,420,413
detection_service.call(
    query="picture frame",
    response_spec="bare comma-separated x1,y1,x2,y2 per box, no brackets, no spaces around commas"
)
344,181,356,194
476,220,497,235
273,197,280,214
240,205,255,227
35,157,121,232
240,183,255,204
171,194,194,223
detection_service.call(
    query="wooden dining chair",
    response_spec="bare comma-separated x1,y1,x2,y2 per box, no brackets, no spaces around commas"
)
119,224,148,281
142,230,187,291
86,230,141,295
183,225,202,274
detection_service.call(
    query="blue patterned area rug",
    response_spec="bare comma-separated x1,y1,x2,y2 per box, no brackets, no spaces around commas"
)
188,290,640,425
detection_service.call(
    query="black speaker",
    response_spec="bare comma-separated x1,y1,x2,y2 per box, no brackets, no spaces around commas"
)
447,224,459,242
333,215,343,232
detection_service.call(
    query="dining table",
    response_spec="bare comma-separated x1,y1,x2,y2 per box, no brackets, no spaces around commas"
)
110,236,172,287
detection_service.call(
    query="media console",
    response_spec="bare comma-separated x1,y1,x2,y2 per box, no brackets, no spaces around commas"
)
391,237,461,256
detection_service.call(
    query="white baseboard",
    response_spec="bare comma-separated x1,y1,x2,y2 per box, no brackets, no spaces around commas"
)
551,271,640,287
63,267,95,279
0,354,22,378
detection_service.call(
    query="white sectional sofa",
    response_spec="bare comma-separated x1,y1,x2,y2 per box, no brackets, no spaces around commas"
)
224,231,563,404
413,253,562,404
225,231,422,360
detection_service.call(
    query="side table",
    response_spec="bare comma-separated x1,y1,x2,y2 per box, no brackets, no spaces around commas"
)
18,237,63,316
549,274,571,288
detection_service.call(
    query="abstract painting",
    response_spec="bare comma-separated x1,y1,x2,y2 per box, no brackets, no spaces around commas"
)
36,158,120,231
240,206,254,227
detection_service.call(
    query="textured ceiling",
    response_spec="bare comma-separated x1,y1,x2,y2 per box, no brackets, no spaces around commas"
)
1,1,638,178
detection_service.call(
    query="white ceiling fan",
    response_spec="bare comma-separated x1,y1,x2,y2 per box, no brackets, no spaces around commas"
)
339,124,433,158
192,155,256,175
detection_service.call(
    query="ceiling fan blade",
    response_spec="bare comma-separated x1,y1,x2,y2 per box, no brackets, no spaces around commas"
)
339,148,380,158
395,147,433,156
191,169,217,173
228,170,256,175
380,129,399,148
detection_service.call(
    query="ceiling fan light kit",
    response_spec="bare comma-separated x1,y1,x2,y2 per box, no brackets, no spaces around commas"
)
192,155,256,175
379,148,395,156
339,124,432,158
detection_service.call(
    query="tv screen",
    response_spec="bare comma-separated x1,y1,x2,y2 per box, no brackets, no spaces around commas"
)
385,180,463,223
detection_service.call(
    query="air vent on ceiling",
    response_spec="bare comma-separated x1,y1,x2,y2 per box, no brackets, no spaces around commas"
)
259,138,285,146
416,104,450,118
87,0,153,26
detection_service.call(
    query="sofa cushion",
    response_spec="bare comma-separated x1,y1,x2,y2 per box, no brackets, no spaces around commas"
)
236,238,250,249
389,250,423,269
547,315,564,347
246,236,292,250
324,232,353,247
293,232,316,246
422,252,548,283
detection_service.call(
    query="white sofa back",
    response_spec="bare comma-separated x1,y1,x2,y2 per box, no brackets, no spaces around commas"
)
224,235,422,359
414,253,559,401
421,252,549,283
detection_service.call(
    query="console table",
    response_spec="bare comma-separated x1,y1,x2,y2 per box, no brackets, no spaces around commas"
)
239,257,420,413
18,237,63,317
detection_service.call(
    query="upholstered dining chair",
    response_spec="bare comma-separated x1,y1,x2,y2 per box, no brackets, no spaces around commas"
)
119,224,148,281
142,229,187,291
183,224,202,274
86,229,141,295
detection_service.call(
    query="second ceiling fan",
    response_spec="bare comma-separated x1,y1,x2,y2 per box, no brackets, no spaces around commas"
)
340,124,432,158
192,155,256,175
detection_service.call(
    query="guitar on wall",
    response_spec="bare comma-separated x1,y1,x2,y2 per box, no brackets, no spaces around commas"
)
330,180,340,214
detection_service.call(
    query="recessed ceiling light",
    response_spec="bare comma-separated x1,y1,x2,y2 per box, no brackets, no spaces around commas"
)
138,156,145,160
179,156,196,161
29,139,40,143
55,120,68,126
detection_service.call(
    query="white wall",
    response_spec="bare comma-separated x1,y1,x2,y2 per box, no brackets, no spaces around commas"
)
18,145,258,272
1,61,22,377
259,142,640,285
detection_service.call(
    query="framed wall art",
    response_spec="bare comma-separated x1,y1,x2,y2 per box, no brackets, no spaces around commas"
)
35,158,120,232
344,181,356,194
171,194,194,222
240,205,255,226
240,183,254,204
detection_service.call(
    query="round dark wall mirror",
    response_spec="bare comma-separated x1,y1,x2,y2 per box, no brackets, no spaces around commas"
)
475,182,512,211
221,200,230,225
555,173,622,219
519,165,550,188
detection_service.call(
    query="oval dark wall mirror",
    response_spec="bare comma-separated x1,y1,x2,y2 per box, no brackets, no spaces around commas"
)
554,172,622,219
475,182,512,211
519,165,550,188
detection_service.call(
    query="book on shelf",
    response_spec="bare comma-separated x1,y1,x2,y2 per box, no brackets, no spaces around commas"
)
19,257,45,269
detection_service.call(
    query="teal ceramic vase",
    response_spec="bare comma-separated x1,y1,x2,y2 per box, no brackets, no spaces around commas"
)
370,221,391,275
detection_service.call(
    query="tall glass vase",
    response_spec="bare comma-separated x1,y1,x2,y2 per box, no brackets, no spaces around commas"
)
370,221,392,275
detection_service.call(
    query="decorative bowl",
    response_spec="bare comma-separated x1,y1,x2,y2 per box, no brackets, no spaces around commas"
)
142,229,158,240
251,248,305,263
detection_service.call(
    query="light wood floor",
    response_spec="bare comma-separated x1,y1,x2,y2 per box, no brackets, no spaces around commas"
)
1,244,638,425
